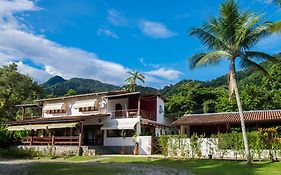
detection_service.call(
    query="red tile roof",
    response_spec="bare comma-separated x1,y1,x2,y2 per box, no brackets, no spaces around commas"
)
172,110,281,126
8,114,110,126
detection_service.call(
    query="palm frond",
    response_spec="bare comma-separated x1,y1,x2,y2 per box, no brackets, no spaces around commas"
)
244,51,278,62
190,28,227,50
236,13,263,49
269,20,281,33
240,22,271,50
189,51,231,69
219,0,240,45
239,57,269,76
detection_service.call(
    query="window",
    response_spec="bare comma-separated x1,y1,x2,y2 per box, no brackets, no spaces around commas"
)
46,109,66,114
159,105,164,114
79,106,98,112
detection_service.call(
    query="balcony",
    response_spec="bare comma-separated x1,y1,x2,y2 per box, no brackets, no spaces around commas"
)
111,109,156,120
111,109,138,118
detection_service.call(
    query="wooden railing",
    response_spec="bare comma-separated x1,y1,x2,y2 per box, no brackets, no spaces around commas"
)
21,136,79,145
112,109,138,118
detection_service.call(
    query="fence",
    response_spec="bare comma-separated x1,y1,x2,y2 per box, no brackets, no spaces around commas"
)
166,137,281,160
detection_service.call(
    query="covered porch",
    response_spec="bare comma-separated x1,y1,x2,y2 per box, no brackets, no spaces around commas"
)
7,114,110,146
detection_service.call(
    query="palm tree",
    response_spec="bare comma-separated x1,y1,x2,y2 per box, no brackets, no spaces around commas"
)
189,0,277,165
125,71,145,92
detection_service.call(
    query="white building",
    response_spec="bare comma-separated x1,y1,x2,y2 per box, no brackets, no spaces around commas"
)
8,90,173,155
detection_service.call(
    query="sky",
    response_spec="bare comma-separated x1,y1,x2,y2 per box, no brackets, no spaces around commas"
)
0,0,281,88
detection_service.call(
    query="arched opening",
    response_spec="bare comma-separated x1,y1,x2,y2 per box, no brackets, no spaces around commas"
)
115,103,123,118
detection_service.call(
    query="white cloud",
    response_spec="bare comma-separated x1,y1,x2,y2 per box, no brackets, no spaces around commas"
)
0,0,182,87
97,28,118,38
139,58,160,68
107,9,128,26
16,61,52,82
138,20,177,39
145,68,182,80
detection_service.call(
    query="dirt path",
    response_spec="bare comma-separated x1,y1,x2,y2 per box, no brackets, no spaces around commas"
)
0,159,194,175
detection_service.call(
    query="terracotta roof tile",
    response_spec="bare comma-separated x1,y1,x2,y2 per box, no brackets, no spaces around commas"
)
172,110,281,126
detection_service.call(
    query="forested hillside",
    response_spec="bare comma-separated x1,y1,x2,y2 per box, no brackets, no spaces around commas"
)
0,54,280,122
163,54,281,117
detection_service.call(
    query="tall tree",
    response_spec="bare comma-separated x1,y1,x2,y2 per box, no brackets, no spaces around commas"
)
188,0,277,165
0,64,43,123
125,71,145,92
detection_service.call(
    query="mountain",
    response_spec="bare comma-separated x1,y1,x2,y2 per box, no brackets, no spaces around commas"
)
43,75,66,87
43,76,158,96
43,77,120,96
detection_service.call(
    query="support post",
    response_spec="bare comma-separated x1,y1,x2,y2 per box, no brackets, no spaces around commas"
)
51,135,55,145
137,97,141,116
78,122,83,156
30,136,33,145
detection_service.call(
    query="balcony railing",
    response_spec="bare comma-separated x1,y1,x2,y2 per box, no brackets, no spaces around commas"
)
112,109,138,118
21,136,79,145
111,109,157,120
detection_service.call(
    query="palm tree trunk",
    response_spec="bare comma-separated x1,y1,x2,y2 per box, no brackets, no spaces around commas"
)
230,60,252,165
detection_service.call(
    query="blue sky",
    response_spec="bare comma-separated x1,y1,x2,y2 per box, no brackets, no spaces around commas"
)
0,0,280,88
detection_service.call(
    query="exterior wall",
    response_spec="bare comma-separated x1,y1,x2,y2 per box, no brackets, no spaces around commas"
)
104,136,152,155
107,98,128,118
43,96,106,118
83,115,111,126
156,97,172,125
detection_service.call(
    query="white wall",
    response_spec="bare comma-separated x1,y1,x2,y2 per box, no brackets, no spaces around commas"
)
104,136,152,155
42,96,106,118
156,97,173,126
107,98,128,117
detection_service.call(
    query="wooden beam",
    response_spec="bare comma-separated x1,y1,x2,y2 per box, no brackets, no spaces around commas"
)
79,122,83,147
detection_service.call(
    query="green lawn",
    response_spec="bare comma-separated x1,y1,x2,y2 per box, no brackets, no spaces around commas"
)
66,156,281,175
14,163,126,175
13,156,281,175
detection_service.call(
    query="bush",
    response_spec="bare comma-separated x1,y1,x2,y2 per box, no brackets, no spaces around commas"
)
0,127,30,148
0,147,42,158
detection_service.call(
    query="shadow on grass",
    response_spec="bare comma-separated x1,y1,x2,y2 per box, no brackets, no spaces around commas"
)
1,160,127,175
1,157,281,175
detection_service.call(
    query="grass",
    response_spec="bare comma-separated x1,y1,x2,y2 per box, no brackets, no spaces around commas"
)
13,163,126,175
65,156,281,175
12,156,281,175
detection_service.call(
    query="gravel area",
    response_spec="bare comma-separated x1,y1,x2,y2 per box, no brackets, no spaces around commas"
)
0,159,194,175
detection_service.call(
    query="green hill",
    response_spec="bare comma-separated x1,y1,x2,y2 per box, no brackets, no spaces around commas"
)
43,76,158,96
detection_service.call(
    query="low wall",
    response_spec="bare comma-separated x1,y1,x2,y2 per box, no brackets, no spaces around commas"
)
168,138,280,160
15,145,95,157
104,136,152,155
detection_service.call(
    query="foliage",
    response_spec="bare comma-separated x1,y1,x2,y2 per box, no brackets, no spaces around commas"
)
0,147,42,158
159,134,205,158
0,126,30,148
0,64,44,123
43,76,120,96
64,89,77,96
125,71,145,92
158,135,169,156
163,56,281,117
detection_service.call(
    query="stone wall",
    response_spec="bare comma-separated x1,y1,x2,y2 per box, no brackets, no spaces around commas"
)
15,145,95,157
